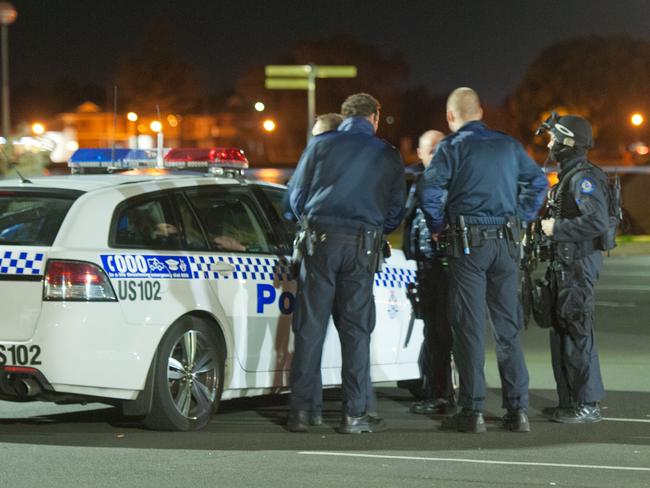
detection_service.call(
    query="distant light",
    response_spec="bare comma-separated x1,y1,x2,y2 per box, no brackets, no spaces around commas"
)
262,119,276,132
66,140,79,152
254,102,265,112
385,116,395,125
631,113,644,126
0,136,6,144
167,114,178,127
127,112,138,122
150,120,162,133
137,123,146,133
637,145,649,156
32,123,45,135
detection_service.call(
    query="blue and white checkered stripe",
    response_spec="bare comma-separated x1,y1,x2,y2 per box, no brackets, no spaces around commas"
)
375,266,416,289
188,255,293,281
0,251,45,275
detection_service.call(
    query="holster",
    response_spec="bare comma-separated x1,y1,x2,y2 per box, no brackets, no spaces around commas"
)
532,265,557,329
290,217,316,278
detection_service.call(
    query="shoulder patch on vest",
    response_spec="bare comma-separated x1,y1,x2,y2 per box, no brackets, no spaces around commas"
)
579,177,595,194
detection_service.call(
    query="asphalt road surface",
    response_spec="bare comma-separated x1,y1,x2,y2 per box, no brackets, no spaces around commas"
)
1,255,649,488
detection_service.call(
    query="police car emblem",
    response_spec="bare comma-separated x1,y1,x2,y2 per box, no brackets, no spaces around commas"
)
579,178,595,194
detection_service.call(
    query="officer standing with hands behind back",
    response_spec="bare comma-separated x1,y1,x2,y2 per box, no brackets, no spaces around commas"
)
287,93,405,434
538,114,609,423
420,87,548,433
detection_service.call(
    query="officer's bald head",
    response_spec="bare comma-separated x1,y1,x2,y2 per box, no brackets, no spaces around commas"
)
417,130,445,167
446,87,483,132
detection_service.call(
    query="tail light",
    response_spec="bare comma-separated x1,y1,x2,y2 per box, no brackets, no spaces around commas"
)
43,260,117,302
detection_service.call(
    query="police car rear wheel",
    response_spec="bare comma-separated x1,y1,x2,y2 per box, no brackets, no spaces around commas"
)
144,316,225,431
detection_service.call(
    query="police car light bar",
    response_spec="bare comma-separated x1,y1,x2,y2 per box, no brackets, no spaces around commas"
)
164,148,249,170
68,148,157,171
68,147,249,173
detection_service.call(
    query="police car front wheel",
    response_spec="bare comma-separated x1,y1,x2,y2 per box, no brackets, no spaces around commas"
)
144,316,225,431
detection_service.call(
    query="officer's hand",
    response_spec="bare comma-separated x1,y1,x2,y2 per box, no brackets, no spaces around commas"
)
541,218,555,237
431,233,439,242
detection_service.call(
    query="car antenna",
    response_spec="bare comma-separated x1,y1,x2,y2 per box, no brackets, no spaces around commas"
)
13,166,32,184
0,145,30,183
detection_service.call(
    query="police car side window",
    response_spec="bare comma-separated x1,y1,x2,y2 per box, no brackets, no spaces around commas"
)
114,196,180,250
252,186,295,253
173,193,209,251
184,188,274,254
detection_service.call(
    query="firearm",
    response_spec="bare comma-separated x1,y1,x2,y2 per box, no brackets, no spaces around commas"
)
520,211,553,327
290,216,316,277
404,282,422,347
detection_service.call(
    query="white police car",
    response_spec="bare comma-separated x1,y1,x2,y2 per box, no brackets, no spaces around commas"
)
0,147,423,431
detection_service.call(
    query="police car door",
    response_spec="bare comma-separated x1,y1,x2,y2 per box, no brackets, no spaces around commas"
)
252,185,404,371
184,186,293,377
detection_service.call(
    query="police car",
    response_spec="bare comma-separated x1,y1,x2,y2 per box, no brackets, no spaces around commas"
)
0,147,423,431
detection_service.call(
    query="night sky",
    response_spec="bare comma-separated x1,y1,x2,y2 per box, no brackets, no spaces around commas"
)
8,0,650,105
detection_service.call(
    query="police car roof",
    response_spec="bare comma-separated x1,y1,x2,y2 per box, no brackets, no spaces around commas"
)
0,173,277,193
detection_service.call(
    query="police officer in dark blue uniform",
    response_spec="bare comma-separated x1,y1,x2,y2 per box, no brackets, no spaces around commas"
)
539,115,608,423
286,93,405,434
403,130,456,415
420,87,548,433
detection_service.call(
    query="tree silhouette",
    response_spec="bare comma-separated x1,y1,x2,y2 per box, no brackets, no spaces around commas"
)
508,36,650,156
114,19,202,115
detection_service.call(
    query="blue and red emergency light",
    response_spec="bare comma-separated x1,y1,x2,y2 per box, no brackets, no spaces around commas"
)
68,147,249,174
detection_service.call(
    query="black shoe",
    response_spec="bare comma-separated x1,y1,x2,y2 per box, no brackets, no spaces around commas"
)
542,405,571,418
410,398,455,415
502,409,530,433
440,409,486,433
552,403,602,424
337,413,387,434
287,410,310,432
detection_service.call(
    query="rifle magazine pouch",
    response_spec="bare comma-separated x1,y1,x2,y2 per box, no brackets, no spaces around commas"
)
555,268,591,338
532,275,555,329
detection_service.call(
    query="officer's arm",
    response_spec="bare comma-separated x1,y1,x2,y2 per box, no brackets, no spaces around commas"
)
383,150,407,234
516,144,548,222
419,144,451,234
552,174,609,241
288,141,317,218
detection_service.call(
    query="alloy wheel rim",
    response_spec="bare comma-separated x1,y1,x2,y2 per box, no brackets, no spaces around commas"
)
167,330,219,420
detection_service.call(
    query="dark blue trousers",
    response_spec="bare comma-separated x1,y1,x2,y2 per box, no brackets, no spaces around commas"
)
289,232,377,417
417,259,454,401
550,250,605,406
448,238,529,412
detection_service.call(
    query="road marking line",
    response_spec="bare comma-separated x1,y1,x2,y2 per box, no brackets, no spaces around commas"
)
299,451,650,472
603,417,650,423
597,285,650,291
595,301,636,308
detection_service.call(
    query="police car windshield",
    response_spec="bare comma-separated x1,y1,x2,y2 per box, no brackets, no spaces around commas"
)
0,192,78,246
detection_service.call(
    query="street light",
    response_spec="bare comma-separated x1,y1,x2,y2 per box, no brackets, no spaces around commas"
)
630,113,644,127
127,112,138,122
0,1,17,139
254,102,265,112
31,122,45,135
262,119,276,132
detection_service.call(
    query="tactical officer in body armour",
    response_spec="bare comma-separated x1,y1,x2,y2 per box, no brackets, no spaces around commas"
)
539,114,608,423
420,87,548,433
286,93,405,434
403,130,456,415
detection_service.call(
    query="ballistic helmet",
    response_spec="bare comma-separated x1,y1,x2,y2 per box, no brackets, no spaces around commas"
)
550,115,593,149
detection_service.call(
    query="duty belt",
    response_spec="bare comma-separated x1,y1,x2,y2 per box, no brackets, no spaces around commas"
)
470,226,506,241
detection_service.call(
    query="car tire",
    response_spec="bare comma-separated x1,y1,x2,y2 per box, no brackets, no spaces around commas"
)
143,315,225,431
